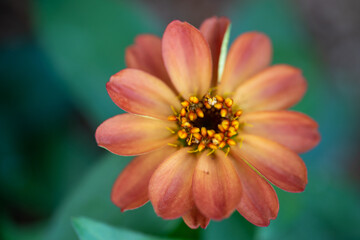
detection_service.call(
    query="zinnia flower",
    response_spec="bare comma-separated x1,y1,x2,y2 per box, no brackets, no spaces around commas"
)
95,16,320,229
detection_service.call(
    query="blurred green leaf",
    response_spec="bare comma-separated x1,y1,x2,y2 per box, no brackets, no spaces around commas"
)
72,217,188,240
31,0,163,124
44,153,180,240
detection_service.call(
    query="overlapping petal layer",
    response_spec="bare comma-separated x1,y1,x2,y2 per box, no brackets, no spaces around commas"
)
241,111,320,153
149,148,197,219
232,65,306,112
125,34,174,90
219,32,272,95
200,16,231,86
95,114,177,156
231,156,279,226
182,207,210,229
162,20,212,99
107,69,180,120
232,135,307,192
193,151,242,220
111,147,177,211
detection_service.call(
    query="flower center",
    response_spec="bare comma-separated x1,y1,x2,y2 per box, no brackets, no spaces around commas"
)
168,93,243,154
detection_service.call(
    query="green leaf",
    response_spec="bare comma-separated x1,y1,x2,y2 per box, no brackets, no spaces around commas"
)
44,154,180,240
72,217,187,240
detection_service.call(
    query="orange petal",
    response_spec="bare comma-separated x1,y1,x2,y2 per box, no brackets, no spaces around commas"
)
231,155,279,227
149,148,197,219
200,16,231,86
95,114,177,156
182,206,210,229
241,111,320,153
125,34,175,91
111,147,177,211
232,134,307,192
107,69,180,120
233,65,307,112
218,32,272,95
162,20,212,99
193,151,242,220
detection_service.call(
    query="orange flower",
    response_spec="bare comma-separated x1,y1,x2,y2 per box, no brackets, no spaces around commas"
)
95,17,320,229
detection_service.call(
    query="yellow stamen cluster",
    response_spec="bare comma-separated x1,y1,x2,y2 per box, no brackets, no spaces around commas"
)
167,93,243,154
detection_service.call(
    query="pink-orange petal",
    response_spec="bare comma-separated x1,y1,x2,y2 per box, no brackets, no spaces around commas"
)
241,111,320,153
107,69,180,120
111,147,177,211
231,155,279,227
95,114,177,156
200,16,231,86
233,64,307,112
232,134,307,192
182,207,210,229
218,32,272,95
162,20,212,99
125,34,175,91
149,148,197,219
192,150,242,220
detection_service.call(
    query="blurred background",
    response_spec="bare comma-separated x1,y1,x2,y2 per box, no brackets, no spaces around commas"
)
1,0,359,239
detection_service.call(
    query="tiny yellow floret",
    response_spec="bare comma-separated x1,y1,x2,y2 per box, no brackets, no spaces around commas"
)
221,120,230,130
198,142,205,152
178,130,188,139
231,120,240,130
207,129,215,137
189,96,199,104
214,103,223,110
215,95,224,102
214,133,224,142
201,127,207,137
219,141,226,149
227,139,236,146
190,127,200,133
193,133,202,140
188,112,197,121
218,124,225,132
168,115,177,121
235,110,243,117
220,108,228,117
208,143,218,150
224,98,233,108
180,108,186,117
196,108,204,118
181,122,192,128
204,102,212,109
181,100,190,107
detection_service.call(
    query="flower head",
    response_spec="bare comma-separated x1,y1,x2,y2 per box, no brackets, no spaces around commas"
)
95,17,320,229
